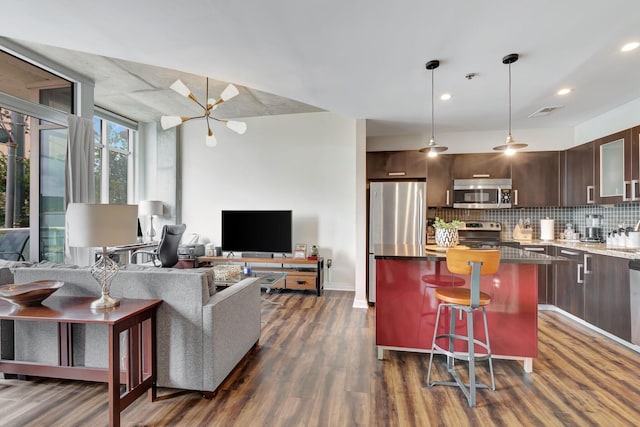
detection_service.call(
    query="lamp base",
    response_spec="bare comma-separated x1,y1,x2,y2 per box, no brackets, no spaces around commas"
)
91,294,120,309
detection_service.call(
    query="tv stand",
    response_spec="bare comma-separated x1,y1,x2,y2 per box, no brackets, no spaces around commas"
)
198,256,324,296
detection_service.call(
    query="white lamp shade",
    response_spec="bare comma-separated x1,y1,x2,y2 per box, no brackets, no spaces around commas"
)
205,132,218,147
220,84,239,101
67,203,138,247
161,116,183,130
226,120,247,134
169,79,191,97
138,200,163,216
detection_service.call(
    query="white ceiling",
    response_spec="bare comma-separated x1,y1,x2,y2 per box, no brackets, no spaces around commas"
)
1,1,640,138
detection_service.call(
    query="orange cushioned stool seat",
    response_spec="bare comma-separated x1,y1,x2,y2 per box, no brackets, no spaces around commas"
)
426,248,500,408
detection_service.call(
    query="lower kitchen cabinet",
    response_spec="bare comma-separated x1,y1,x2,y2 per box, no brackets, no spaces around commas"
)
553,247,585,318
554,248,631,342
521,245,553,303
586,253,631,341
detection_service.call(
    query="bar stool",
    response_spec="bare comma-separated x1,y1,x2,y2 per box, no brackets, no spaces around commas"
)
426,248,500,407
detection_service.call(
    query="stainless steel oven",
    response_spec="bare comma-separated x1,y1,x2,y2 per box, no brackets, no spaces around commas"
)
457,221,502,247
453,178,512,209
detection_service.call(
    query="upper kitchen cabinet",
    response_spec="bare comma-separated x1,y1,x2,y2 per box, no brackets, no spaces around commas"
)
511,151,563,207
426,154,453,207
594,129,633,204
564,141,594,206
451,153,511,179
366,151,427,180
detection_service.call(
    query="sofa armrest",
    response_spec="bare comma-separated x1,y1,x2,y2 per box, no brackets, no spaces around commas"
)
202,277,261,392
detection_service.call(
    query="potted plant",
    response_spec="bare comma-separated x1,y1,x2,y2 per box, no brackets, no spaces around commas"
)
433,217,461,248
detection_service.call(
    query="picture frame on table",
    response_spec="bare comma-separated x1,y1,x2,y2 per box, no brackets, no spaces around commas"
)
294,243,307,259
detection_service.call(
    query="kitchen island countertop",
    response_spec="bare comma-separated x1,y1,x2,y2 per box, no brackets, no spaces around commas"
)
373,244,566,264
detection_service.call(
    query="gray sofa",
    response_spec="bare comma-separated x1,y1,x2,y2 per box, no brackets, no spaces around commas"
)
4,264,261,395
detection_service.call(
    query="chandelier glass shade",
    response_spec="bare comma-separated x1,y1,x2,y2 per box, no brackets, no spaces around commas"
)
493,53,527,155
161,78,247,147
419,60,448,157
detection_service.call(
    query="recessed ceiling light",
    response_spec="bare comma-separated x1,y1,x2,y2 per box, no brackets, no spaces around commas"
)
440,93,452,101
557,88,571,96
621,42,639,52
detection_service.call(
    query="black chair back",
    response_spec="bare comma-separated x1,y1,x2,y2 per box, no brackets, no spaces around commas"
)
157,224,186,267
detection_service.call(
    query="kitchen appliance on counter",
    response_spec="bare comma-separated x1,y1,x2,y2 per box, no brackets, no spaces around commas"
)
452,178,512,209
628,260,640,346
368,181,426,303
583,214,604,243
457,221,502,247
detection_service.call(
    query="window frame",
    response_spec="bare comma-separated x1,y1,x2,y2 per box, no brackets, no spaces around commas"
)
93,109,136,204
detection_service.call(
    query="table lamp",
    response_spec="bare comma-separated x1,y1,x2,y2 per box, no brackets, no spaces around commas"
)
66,203,138,309
138,200,163,242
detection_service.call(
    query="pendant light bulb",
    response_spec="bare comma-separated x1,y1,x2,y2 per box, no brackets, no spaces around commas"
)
419,60,448,155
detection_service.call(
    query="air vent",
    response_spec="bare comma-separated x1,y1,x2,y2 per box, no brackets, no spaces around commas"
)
529,106,563,117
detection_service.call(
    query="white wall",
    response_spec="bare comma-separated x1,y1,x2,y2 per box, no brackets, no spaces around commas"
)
367,127,575,152
180,112,358,290
574,97,640,145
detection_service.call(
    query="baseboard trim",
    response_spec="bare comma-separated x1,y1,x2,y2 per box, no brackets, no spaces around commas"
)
540,304,640,354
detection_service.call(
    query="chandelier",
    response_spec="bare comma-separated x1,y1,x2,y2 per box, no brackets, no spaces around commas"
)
160,78,247,147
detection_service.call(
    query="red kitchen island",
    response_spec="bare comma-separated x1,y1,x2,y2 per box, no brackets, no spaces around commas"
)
374,244,564,372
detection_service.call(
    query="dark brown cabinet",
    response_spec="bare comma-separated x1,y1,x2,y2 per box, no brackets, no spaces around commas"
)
426,154,453,207
553,247,585,318
366,151,427,179
632,126,640,199
564,142,594,206
584,253,631,340
511,151,563,207
521,245,553,303
451,153,511,179
594,129,633,204
554,248,631,342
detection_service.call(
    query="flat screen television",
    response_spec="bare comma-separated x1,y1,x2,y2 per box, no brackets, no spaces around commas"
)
221,210,292,254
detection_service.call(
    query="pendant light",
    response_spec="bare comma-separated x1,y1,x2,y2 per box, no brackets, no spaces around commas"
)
493,53,527,155
419,60,448,157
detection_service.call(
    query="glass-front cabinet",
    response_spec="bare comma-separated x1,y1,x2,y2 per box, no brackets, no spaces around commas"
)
595,129,634,204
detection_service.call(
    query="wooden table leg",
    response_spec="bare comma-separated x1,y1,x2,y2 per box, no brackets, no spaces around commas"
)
108,325,120,427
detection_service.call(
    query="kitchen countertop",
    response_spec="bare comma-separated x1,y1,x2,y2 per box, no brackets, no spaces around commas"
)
373,244,565,264
503,239,640,259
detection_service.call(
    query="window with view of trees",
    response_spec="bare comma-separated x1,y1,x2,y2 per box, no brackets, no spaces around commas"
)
93,116,133,204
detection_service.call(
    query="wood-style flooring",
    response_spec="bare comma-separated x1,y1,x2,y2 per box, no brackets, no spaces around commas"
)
0,290,639,426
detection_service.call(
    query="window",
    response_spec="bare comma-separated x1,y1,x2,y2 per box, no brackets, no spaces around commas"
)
93,115,135,204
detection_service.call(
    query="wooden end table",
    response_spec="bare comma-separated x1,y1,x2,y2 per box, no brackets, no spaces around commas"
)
0,296,162,427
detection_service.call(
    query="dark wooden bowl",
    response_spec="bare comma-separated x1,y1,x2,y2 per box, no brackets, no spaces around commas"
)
0,280,64,307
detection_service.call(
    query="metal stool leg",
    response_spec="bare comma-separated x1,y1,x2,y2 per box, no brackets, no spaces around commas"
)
482,307,495,391
467,308,476,407
427,303,444,386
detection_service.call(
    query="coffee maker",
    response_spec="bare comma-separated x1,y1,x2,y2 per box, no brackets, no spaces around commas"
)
583,214,604,242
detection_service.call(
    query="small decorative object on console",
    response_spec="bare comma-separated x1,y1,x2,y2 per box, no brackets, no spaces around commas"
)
0,280,64,307
308,245,319,260
294,243,307,259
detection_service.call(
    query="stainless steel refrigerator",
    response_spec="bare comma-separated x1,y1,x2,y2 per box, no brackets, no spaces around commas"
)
368,181,426,303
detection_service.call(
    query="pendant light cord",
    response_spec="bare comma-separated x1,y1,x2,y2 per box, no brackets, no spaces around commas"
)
508,62,512,137
431,67,435,141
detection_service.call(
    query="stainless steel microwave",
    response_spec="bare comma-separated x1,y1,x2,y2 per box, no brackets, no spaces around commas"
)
452,178,512,209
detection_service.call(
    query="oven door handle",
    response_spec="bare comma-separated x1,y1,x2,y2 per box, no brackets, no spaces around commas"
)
496,187,502,207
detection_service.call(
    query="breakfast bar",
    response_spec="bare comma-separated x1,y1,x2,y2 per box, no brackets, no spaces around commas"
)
374,244,565,372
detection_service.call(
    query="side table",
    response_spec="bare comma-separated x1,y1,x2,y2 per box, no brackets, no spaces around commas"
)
0,296,162,427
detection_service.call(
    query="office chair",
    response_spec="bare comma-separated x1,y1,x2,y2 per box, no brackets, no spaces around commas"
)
132,224,186,267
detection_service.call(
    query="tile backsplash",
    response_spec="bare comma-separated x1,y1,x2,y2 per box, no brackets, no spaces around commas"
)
429,204,640,240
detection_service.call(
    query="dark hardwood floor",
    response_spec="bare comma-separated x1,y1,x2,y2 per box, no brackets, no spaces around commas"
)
1,290,639,426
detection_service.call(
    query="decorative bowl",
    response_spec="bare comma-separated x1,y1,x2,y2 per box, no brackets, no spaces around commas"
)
0,280,64,307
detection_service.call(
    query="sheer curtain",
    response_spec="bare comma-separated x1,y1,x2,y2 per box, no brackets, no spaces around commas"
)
64,115,95,265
